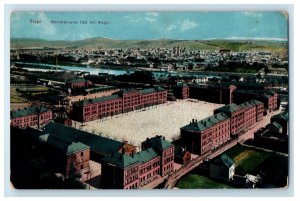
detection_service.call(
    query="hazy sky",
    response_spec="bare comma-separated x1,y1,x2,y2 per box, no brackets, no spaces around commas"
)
11,12,288,41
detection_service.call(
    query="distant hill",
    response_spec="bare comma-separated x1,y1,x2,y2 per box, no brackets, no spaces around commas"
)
10,37,288,53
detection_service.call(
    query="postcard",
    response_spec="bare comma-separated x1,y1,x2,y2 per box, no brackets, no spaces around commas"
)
10,11,289,190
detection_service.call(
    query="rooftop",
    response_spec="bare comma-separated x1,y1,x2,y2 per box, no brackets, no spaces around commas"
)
102,147,159,169
74,87,166,106
214,103,242,114
42,122,123,156
101,152,140,169
181,112,229,132
67,77,87,84
271,111,289,122
248,99,264,106
133,147,159,164
39,133,90,155
239,102,256,110
142,135,173,152
211,154,235,168
73,94,121,107
11,105,50,119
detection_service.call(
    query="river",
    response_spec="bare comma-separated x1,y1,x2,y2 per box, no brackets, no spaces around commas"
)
14,62,221,79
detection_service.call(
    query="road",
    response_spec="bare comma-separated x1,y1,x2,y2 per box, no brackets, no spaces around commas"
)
162,109,283,189
163,139,238,189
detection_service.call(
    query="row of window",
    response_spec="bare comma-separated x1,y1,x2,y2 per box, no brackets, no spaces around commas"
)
163,163,173,172
125,166,138,176
164,156,173,164
140,160,160,175
125,175,138,185
83,97,167,112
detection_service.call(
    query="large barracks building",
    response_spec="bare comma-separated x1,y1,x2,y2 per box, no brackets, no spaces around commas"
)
188,83,236,104
10,105,52,129
181,99,265,155
72,87,167,122
12,121,174,189
181,112,231,155
182,83,278,112
102,136,174,189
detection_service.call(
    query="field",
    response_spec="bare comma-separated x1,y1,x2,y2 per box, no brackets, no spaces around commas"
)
223,144,288,186
10,86,26,104
79,99,223,147
176,174,233,189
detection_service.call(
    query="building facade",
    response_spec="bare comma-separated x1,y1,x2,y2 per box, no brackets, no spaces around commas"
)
101,136,174,189
233,89,278,112
38,134,91,181
189,84,236,105
141,136,175,177
214,103,245,136
72,87,167,122
66,77,93,89
11,105,52,129
173,84,189,99
240,102,257,129
180,112,231,155
248,99,264,122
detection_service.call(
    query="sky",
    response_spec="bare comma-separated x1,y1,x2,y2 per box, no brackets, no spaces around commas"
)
10,12,288,41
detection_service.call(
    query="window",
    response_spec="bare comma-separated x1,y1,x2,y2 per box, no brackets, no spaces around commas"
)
81,152,84,157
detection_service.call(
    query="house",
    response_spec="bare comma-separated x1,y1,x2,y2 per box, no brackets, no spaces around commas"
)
254,126,288,153
271,112,288,135
209,154,235,181
54,113,72,127
266,121,283,134
174,145,191,165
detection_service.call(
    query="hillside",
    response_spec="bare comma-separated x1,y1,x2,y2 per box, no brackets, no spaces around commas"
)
11,37,288,53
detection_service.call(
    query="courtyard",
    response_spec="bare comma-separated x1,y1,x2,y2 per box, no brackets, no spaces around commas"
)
76,99,224,148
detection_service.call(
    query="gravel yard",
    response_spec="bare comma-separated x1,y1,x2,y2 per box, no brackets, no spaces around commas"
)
77,99,224,147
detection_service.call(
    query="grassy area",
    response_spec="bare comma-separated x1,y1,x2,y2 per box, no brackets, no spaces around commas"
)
17,86,49,93
223,144,271,174
223,144,287,181
10,87,26,103
176,174,233,189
